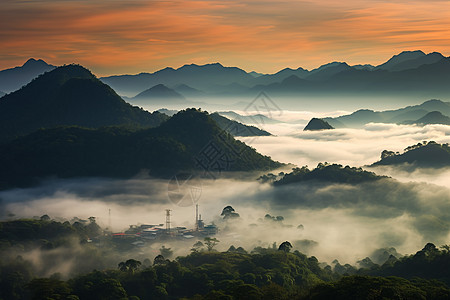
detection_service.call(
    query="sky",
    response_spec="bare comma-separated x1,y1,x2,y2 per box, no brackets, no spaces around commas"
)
1,0,450,76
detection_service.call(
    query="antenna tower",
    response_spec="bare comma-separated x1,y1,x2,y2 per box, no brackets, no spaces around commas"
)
165,209,171,233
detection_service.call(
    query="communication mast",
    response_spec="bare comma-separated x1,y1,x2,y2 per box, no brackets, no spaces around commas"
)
165,209,171,233
108,208,111,230
195,204,199,231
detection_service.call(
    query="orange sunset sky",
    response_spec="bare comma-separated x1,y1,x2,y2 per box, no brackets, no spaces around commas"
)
1,0,450,76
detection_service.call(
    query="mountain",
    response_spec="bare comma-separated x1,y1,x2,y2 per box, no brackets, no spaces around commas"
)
210,113,271,136
172,84,205,99
384,52,445,72
253,52,450,100
405,111,450,125
0,109,282,189
217,111,281,124
99,50,450,101
306,62,351,81
372,142,450,168
99,50,450,104
157,108,178,116
0,58,55,93
271,164,385,186
304,118,334,131
325,99,450,128
352,64,375,71
324,109,383,128
249,71,264,77
101,62,254,96
156,110,273,135
0,91,5,97
0,64,168,141
375,50,426,71
249,67,309,86
133,84,186,102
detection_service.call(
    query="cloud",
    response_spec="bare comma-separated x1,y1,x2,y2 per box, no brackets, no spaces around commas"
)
1,115,450,266
241,121,450,169
2,173,450,265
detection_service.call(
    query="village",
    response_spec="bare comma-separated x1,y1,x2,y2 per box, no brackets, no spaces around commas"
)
110,205,218,248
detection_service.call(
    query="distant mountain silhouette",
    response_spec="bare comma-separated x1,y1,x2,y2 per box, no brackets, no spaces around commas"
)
306,62,351,81
304,118,334,131
352,64,375,71
325,99,450,128
0,64,168,141
101,62,253,96
133,84,186,101
0,91,5,97
404,111,450,125
375,50,426,71
210,113,271,136
157,108,178,116
0,109,282,189
217,111,281,124
249,67,309,86
249,71,264,77
380,52,445,72
0,58,55,93
373,142,450,168
173,84,205,98
99,50,450,100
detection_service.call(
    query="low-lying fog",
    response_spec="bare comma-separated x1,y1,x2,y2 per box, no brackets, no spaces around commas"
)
2,108,450,267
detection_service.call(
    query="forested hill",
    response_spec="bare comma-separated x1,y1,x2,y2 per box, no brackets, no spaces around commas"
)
210,113,271,137
0,64,168,142
259,163,385,186
0,109,282,190
373,141,450,168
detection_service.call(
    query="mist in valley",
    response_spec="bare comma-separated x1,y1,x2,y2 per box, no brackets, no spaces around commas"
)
2,106,450,277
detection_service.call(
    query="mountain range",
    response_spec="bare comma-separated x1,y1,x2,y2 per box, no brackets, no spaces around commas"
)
2,50,450,105
95,50,450,101
324,99,450,128
0,109,282,190
217,111,281,125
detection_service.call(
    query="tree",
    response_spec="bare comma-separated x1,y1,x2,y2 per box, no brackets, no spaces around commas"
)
278,241,292,253
227,245,237,252
126,259,141,273
118,259,141,273
118,261,128,272
381,150,396,159
204,237,220,251
221,206,240,219
191,241,204,252
40,214,51,221
153,254,167,266
160,245,173,259
236,247,247,254
27,278,71,300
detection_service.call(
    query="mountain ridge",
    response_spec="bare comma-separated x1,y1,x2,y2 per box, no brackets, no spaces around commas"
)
0,108,282,190
0,58,55,93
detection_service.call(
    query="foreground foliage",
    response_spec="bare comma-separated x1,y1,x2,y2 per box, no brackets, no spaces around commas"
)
2,219,450,299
